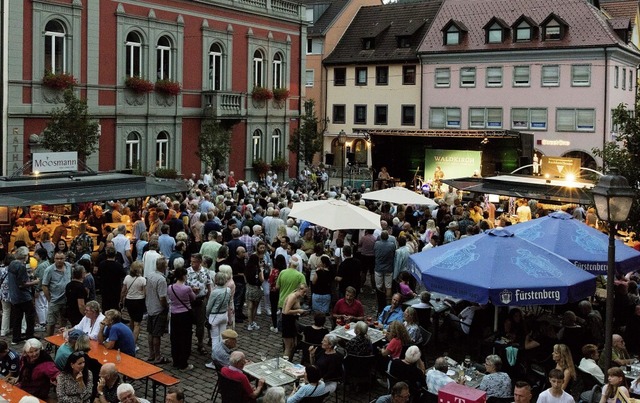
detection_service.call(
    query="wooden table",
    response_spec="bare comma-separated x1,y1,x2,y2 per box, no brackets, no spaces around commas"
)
426,366,483,389
243,358,299,387
330,324,386,344
46,335,162,380
0,378,46,402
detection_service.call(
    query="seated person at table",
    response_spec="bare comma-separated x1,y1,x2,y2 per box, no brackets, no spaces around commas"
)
74,334,101,400
210,329,238,367
55,328,84,370
98,309,136,357
412,291,432,309
116,383,150,403
552,344,576,391
8,338,59,400
0,340,20,378
599,367,630,403
345,321,373,356
287,365,327,403
332,286,365,324
426,356,458,394
403,307,422,345
376,381,410,403
514,381,533,403
220,351,265,402
96,363,122,403
166,386,185,403
377,293,404,330
536,369,574,403
524,320,557,363
70,300,105,341
304,313,329,345
479,354,512,398
578,344,605,385
309,334,343,393
379,321,412,360
609,334,636,367
56,351,93,403
388,346,426,393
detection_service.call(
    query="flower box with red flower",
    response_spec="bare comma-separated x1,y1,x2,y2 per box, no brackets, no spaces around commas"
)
272,88,290,102
251,86,273,101
155,79,182,96
42,71,77,90
125,76,155,94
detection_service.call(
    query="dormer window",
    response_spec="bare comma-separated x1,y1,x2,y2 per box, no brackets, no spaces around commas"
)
397,36,411,48
363,38,375,50
541,14,568,41
442,20,468,46
515,22,532,41
446,25,460,45
483,18,509,44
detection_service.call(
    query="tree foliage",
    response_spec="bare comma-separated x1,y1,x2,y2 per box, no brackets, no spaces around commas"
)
41,89,100,163
197,119,232,170
288,99,323,167
592,101,640,240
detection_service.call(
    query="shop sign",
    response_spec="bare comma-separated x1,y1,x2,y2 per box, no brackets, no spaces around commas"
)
32,152,78,173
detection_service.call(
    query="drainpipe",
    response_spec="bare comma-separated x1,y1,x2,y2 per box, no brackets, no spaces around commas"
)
603,47,609,172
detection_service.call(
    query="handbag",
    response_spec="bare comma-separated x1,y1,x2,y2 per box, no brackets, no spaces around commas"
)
170,284,195,322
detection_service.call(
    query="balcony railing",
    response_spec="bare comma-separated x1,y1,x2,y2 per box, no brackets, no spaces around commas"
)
203,91,246,118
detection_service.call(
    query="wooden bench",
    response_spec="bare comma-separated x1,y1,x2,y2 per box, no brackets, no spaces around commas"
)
145,371,180,403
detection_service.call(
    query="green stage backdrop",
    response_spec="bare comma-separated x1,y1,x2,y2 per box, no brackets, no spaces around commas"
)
424,149,482,181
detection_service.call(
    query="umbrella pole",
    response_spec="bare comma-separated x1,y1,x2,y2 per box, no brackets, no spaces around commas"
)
493,305,499,355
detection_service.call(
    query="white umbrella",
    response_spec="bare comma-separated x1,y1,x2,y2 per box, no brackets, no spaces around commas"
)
361,186,437,207
289,199,382,230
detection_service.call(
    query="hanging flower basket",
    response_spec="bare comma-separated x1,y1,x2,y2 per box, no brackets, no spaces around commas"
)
125,76,154,94
155,79,182,96
42,71,77,90
272,88,290,102
271,157,289,175
252,158,271,179
251,86,273,101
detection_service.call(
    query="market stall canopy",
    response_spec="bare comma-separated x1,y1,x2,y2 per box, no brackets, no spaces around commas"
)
443,175,594,205
361,186,438,207
0,172,189,206
289,199,381,231
510,211,640,275
407,228,596,306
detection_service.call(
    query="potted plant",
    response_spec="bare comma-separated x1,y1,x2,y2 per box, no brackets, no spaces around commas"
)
153,168,179,179
155,79,182,96
272,88,290,102
42,71,77,90
251,86,273,101
270,156,289,175
125,76,154,94
252,158,271,180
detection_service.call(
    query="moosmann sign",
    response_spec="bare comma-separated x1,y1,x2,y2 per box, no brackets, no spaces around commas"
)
32,152,78,173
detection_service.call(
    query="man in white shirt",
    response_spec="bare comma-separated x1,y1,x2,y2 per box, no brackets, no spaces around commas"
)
142,240,162,278
112,225,132,270
536,369,574,403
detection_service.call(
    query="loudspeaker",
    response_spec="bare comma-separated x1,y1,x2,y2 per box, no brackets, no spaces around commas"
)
325,153,334,166
346,152,355,165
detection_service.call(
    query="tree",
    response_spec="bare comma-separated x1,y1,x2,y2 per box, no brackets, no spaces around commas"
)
288,99,323,172
41,89,100,164
197,119,232,171
592,101,640,240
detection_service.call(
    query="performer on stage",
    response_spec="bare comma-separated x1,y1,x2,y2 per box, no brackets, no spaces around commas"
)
377,167,393,189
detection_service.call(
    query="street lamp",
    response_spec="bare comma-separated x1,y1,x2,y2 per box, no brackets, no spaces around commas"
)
591,169,635,370
337,130,347,189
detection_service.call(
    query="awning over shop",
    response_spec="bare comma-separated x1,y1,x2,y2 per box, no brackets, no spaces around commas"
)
0,172,189,206
443,174,594,205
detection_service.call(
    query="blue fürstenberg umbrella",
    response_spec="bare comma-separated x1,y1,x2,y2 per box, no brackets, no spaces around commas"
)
510,211,640,275
407,228,596,306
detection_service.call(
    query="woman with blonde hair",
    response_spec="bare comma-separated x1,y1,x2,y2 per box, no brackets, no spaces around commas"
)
553,343,576,390
120,261,146,345
218,265,235,329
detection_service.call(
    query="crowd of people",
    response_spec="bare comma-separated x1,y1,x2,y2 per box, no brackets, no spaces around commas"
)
0,168,638,402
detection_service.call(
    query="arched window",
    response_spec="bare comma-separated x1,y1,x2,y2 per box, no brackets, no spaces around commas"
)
126,132,141,169
353,139,367,165
156,131,169,168
44,20,66,74
209,43,223,91
252,129,263,161
253,50,264,87
272,52,283,89
156,36,172,80
271,129,282,159
331,138,344,168
125,31,143,78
